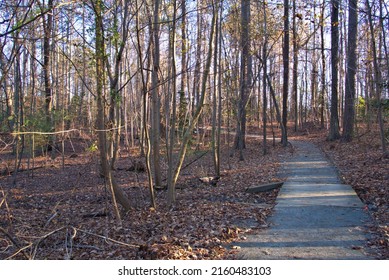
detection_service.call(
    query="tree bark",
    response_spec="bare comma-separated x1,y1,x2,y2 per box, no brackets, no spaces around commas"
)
42,0,54,155
168,4,217,206
365,0,388,155
328,0,341,140
135,0,156,208
93,0,131,218
167,0,178,206
282,0,289,146
262,1,268,155
234,0,251,160
342,0,358,142
106,0,131,169
151,0,162,187
266,74,287,140
320,0,326,129
292,0,298,132
179,0,188,134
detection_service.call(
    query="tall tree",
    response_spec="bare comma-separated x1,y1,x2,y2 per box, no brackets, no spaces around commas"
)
262,1,268,155
168,3,217,205
211,0,221,176
179,0,188,133
365,0,388,155
328,0,341,140
151,0,162,187
92,0,131,220
292,0,298,132
342,0,358,142
234,0,251,160
319,0,326,128
106,0,131,169
281,0,289,146
135,0,156,208
167,0,178,207
40,0,54,152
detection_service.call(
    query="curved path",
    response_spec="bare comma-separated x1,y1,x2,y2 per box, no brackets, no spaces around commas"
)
236,140,373,259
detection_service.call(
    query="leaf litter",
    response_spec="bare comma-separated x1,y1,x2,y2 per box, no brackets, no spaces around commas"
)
0,133,291,260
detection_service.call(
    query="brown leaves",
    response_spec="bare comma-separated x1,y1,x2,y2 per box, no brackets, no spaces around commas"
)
0,134,291,260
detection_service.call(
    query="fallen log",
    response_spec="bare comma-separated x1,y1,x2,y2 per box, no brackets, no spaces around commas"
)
199,176,220,186
245,182,284,193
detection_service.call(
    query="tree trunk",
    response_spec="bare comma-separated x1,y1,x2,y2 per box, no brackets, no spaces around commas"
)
0,40,13,131
93,0,131,218
167,0,178,206
262,1,268,155
42,0,54,156
266,74,287,140
292,0,298,132
42,0,53,125
365,0,388,155
151,0,162,187
168,4,217,206
282,0,289,146
212,1,222,177
192,0,203,119
107,0,130,169
328,0,341,140
234,0,251,160
179,0,188,135
320,0,326,129
342,0,358,142
135,0,156,208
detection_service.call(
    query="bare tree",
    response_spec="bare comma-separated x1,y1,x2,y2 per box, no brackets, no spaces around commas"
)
106,0,131,169
40,0,54,152
342,0,358,142
328,0,341,140
168,3,217,206
167,0,178,206
365,0,388,155
92,0,131,220
262,1,268,155
151,0,162,187
281,0,289,146
234,0,251,160
292,0,298,132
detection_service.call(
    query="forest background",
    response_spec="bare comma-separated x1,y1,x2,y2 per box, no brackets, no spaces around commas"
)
0,0,388,259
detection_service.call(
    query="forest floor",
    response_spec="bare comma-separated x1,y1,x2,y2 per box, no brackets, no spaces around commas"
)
0,125,388,260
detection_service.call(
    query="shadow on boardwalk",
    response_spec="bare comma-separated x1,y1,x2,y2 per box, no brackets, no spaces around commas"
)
236,140,373,259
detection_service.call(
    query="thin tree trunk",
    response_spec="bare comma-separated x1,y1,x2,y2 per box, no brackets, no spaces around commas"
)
0,39,13,131
234,0,251,160
282,0,289,146
41,0,54,155
169,4,217,206
320,0,326,129
179,0,188,135
328,0,341,140
167,0,178,205
216,3,222,174
135,0,156,208
266,74,287,141
93,0,131,220
292,0,298,132
262,1,268,155
365,0,388,155
212,0,221,177
151,0,162,187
